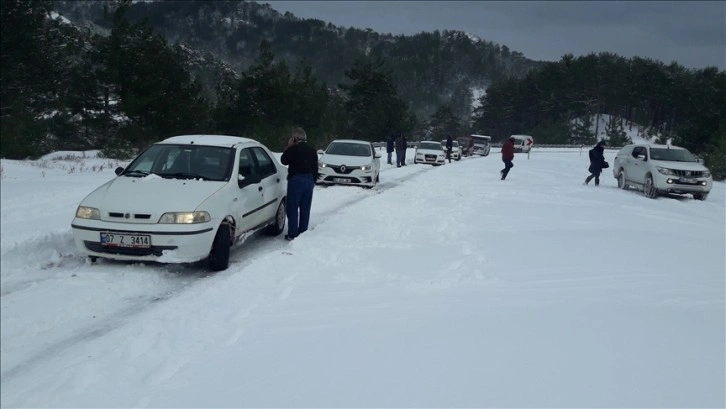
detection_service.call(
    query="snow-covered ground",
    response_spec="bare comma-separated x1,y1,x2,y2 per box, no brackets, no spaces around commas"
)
1,147,724,407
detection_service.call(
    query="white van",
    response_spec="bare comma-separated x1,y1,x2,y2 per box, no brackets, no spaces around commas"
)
510,135,534,153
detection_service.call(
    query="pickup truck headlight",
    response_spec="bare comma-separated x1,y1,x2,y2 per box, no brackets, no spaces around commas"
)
76,206,100,220
159,211,211,224
703,170,711,178
656,166,676,176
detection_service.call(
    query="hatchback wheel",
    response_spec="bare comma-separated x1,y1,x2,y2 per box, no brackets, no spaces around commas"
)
209,223,231,271
617,170,628,189
265,200,286,236
644,174,658,199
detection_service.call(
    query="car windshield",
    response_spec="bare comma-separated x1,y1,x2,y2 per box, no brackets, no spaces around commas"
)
124,144,234,181
419,142,442,150
650,148,697,162
326,142,371,157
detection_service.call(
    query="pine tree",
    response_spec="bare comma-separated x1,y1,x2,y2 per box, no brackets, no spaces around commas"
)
605,115,629,147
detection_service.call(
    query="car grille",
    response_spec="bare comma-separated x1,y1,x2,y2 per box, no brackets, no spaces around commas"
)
425,154,437,161
672,170,705,177
329,165,355,174
84,241,177,257
107,212,153,221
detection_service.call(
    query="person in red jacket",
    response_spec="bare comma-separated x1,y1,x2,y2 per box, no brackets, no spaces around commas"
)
500,137,515,180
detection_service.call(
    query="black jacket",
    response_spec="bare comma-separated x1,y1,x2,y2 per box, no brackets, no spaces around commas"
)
588,145,606,174
281,141,319,180
446,136,453,150
386,135,395,153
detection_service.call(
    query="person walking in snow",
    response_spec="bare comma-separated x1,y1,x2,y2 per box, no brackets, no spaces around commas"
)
280,127,318,241
395,133,406,167
445,135,453,163
386,132,395,165
500,136,515,180
584,141,608,186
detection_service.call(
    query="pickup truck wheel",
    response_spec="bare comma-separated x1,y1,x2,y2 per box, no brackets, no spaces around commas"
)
644,174,658,199
209,223,231,271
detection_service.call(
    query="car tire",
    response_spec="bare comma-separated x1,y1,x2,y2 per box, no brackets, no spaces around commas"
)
693,193,708,201
265,199,286,236
209,223,231,271
644,174,658,199
617,170,628,190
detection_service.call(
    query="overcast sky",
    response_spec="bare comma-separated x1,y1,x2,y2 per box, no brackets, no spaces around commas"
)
265,1,725,70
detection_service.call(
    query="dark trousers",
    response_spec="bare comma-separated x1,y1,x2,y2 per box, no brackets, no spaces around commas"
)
501,159,513,180
286,174,314,238
585,170,601,185
446,148,452,163
396,148,403,167
387,151,393,165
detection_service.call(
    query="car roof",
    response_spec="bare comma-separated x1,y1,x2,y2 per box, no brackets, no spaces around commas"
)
629,143,687,150
329,139,371,145
159,135,257,148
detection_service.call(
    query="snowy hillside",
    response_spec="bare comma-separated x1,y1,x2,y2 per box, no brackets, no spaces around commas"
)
1,148,724,407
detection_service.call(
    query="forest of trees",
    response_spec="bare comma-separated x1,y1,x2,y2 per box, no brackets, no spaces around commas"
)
2,0,725,179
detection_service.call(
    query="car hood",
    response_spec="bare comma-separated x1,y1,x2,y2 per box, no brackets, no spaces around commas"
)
320,154,372,167
650,160,709,172
81,174,225,213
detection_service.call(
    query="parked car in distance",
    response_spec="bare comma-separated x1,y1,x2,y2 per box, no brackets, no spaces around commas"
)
414,141,446,165
612,143,712,200
510,135,534,153
71,135,288,271
317,139,381,188
459,134,491,156
440,139,462,161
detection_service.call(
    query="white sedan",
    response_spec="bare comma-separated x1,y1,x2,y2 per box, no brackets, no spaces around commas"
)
71,135,288,271
317,139,381,188
414,141,446,165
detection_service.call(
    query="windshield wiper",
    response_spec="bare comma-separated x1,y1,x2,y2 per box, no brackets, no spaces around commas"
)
162,172,210,180
123,170,151,177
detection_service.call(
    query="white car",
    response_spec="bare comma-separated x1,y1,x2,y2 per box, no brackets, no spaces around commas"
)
71,135,288,271
414,141,446,165
317,139,381,188
612,143,712,200
440,139,462,161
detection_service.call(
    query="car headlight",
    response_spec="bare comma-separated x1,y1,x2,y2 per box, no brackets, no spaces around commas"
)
318,161,327,168
158,211,211,224
360,164,371,171
416,153,423,158
702,170,711,178
76,206,100,220
656,166,676,176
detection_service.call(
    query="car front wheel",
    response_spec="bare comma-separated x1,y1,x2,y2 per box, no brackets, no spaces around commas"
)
265,199,286,236
644,174,658,199
617,170,628,189
693,193,708,201
209,223,231,271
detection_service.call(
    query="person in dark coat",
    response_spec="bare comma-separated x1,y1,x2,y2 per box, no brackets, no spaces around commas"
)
395,133,405,167
401,134,408,166
280,127,318,241
386,132,395,165
584,141,608,186
445,135,453,163
500,137,515,180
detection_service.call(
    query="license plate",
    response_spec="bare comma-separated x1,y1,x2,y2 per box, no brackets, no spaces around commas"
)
100,232,151,248
681,178,696,183
334,178,351,183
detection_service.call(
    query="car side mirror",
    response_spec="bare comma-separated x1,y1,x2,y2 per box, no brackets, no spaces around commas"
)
317,149,324,155
636,153,646,161
374,152,381,158
238,174,261,188
696,158,704,164
115,166,124,176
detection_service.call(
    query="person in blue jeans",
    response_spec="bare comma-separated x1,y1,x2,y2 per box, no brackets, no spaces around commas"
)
280,127,318,241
